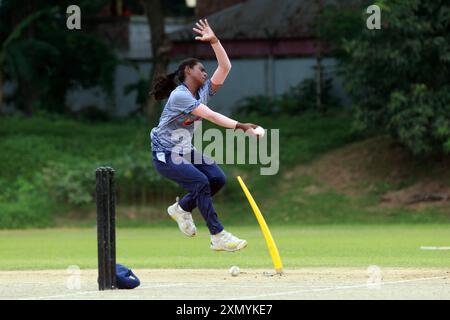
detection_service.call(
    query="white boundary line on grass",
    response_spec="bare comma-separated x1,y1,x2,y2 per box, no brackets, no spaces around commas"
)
228,276,447,300
15,276,447,300
420,246,450,250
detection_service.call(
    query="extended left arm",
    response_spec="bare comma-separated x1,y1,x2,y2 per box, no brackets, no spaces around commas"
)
191,103,260,135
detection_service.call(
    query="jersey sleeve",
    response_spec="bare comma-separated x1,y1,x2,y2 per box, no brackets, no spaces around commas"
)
169,90,201,114
205,79,216,97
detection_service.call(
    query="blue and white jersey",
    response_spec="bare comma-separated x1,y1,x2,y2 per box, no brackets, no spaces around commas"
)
150,79,215,153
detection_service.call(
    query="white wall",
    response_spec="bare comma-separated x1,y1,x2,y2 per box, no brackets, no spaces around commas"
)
64,57,350,117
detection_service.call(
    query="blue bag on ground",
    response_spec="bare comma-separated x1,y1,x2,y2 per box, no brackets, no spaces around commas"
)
116,264,140,289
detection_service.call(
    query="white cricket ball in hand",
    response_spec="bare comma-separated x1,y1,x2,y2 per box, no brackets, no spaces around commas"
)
253,126,265,137
229,266,240,277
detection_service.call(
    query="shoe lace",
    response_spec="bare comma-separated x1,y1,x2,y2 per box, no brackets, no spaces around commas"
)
221,231,239,243
181,212,193,222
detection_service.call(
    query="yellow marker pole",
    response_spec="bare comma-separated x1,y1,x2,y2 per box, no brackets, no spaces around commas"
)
237,176,283,274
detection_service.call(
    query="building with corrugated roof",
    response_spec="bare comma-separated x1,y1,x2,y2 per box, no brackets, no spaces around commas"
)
69,0,359,116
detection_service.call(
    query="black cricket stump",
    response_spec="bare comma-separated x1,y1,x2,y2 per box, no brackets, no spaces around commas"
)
95,167,117,290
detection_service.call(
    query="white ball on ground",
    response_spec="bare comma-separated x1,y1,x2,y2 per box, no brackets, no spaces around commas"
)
229,266,240,277
252,126,265,137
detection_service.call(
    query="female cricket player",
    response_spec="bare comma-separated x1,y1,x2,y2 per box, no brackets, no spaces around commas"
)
150,19,261,252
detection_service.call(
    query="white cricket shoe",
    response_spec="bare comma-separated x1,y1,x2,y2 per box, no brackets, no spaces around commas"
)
167,197,197,237
210,230,247,252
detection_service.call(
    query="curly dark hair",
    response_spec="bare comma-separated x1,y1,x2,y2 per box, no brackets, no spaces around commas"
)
150,58,200,100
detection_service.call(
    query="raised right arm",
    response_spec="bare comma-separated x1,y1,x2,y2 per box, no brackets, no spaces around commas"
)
193,19,231,92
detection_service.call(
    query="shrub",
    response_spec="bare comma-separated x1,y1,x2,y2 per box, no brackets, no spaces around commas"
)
0,177,53,228
233,77,340,116
386,84,450,156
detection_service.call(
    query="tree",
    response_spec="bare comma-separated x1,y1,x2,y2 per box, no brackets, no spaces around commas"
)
314,0,324,112
141,0,172,118
325,0,450,156
0,7,52,112
0,0,116,115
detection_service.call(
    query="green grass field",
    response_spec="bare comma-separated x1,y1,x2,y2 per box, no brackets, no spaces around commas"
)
1,224,449,270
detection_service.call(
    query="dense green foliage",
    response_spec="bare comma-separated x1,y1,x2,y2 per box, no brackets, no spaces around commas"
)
4,112,447,229
0,112,357,228
0,114,174,228
324,0,450,156
0,0,116,114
